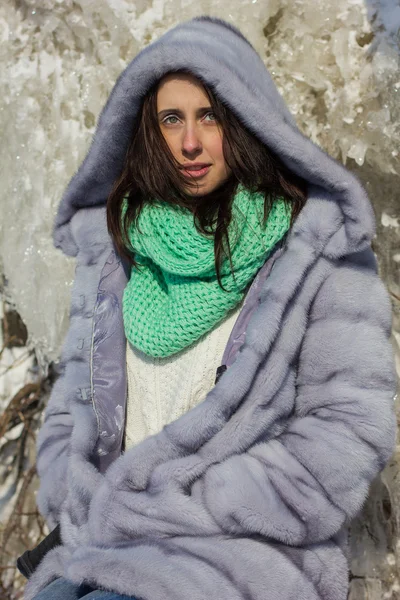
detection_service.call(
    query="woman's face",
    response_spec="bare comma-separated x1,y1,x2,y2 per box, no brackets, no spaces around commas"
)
156,73,232,196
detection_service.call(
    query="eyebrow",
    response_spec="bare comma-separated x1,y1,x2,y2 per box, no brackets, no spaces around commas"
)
157,107,212,119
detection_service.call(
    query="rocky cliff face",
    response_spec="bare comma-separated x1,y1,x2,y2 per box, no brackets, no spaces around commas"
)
0,1,399,598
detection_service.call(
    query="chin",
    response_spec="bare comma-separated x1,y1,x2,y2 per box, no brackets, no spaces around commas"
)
186,180,228,198
185,183,212,197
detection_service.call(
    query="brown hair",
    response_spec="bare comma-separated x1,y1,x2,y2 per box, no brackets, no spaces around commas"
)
107,69,308,290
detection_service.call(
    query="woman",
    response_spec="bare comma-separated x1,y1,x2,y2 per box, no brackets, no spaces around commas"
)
25,15,397,600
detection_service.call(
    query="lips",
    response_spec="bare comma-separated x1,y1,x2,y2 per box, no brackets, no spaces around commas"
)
180,164,211,170
181,165,211,178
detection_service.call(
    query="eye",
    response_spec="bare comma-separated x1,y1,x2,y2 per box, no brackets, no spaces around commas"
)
204,111,216,122
161,111,217,125
162,115,180,125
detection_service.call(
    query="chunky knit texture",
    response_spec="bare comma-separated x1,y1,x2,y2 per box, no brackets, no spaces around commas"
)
122,184,292,357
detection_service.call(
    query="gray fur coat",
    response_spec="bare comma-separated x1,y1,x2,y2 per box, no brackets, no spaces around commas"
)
25,15,398,600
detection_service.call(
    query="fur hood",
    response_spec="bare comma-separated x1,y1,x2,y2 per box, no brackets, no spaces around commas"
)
54,15,374,260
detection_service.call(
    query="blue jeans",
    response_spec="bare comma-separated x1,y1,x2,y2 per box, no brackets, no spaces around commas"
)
32,577,137,600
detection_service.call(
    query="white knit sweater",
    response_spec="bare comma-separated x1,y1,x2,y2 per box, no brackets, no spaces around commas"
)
124,300,244,450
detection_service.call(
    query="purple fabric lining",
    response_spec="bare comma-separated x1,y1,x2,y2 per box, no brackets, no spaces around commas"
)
91,249,128,472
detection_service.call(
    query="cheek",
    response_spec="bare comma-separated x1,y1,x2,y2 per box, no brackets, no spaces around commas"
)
208,135,226,166
161,131,179,155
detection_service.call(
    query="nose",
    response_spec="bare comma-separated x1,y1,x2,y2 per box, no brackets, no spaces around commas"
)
182,123,202,156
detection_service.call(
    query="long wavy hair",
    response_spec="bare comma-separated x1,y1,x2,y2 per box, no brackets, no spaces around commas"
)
107,69,308,290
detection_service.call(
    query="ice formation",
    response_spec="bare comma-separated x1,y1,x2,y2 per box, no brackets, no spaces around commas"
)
0,0,399,364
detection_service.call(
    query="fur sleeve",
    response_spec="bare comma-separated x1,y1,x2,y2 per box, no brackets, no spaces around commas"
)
36,362,74,529
203,253,398,545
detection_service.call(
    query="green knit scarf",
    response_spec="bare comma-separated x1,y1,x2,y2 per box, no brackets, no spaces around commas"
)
122,184,292,358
